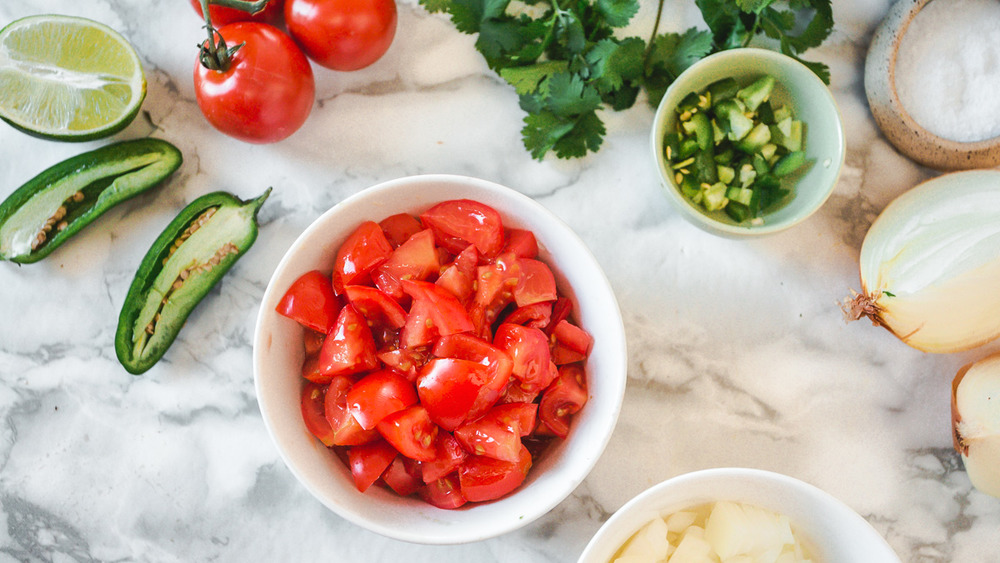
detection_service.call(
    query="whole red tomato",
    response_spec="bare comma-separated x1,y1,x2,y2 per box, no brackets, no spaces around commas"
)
188,0,285,26
284,0,397,71
194,22,315,143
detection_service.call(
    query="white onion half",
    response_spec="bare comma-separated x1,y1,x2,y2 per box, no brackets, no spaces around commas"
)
844,170,1000,353
952,353,1000,498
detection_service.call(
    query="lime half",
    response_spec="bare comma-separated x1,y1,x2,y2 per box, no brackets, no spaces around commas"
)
0,15,146,141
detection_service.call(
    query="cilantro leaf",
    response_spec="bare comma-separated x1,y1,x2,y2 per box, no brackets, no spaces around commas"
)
521,110,576,160
545,72,603,117
499,61,569,95
552,110,605,158
595,0,640,28
419,0,451,13
585,37,644,94
736,0,775,13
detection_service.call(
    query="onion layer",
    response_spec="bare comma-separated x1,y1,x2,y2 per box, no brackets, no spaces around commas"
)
952,353,1000,498
843,170,1000,353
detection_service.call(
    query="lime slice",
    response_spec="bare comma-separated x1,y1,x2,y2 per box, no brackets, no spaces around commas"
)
0,15,146,141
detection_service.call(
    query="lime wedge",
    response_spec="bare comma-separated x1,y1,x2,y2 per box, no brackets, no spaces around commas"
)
0,15,146,141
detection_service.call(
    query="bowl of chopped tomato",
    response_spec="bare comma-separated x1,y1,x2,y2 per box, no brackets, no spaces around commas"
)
253,174,627,543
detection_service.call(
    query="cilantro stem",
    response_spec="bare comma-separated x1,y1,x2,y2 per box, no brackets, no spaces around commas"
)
643,0,667,65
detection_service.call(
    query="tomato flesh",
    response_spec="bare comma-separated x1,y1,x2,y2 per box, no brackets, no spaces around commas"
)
421,200,505,259
318,304,379,378
301,382,337,446
539,364,588,439
348,441,397,492
347,369,418,430
459,444,532,503
276,270,340,333
334,221,393,293
376,404,438,462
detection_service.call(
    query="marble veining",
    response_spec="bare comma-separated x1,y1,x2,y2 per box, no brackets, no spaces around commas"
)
2,0,999,561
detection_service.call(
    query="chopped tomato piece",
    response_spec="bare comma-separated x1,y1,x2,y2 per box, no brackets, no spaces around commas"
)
318,304,379,378
501,301,552,329
276,270,340,333
301,355,329,384
334,221,393,293
325,375,379,446
459,444,532,502
498,379,540,405
348,441,397,492
381,455,423,496
377,404,438,462
303,330,325,356
344,285,407,329
420,474,467,509
545,297,573,336
373,229,440,299
513,258,558,307
421,432,468,484
379,213,423,248
435,244,479,303
503,228,538,259
493,323,557,392
421,199,505,259
399,280,474,348
416,358,505,431
468,252,519,338
550,319,593,365
538,364,588,439
454,403,537,462
301,382,337,447
346,369,418,430
376,347,427,382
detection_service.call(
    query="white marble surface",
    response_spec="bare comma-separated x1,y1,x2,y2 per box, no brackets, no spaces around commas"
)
1,0,998,561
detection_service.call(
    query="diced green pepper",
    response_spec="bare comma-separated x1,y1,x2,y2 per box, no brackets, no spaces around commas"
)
706,77,739,102
772,151,807,177
737,75,775,111
735,123,772,153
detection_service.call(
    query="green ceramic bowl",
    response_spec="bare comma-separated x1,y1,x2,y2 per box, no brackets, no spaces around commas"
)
651,48,845,237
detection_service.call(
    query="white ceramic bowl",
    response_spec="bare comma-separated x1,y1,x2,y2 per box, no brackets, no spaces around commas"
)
253,174,627,544
652,48,845,237
578,468,900,563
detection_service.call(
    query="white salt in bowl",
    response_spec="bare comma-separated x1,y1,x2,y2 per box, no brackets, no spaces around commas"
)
253,174,627,544
578,468,901,563
866,0,1000,170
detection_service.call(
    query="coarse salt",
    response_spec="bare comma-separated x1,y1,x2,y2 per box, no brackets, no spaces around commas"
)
894,0,1000,143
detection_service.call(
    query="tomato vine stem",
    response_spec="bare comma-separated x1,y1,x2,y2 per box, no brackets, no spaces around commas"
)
196,0,270,71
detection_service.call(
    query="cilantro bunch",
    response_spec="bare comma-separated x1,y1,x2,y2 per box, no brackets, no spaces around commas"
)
420,0,833,160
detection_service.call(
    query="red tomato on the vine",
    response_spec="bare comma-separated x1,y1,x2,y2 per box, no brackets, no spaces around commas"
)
194,22,315,143
188,0,284,26
284,0,397,71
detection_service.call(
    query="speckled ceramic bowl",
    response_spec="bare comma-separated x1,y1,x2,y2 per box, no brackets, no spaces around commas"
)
578,468,901,563
865,0,1000,170
253,174,627,544
652,48,845,238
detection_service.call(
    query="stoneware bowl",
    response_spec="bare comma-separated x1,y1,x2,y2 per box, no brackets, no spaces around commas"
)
577,467,901,563
651,48,845,238
253,174,627,544
866,0,1000,170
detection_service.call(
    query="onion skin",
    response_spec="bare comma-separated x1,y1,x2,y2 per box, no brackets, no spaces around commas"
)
844,170,1000,353
952,353,1000,498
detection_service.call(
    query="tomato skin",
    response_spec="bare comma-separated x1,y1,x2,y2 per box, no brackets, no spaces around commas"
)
348,441,397,492
325,375,379,445
334,221,394,294
194,23,314,143
382,456,423,496
494,323,557,392
421,200,506,259
539,364,588,439
513,258,558,307
284,0,397,71
420,474,467,509
416,358,505,431
421,433,468,484
376,347,427,382
376,404,439,462
550,319,593,365
344,285,407,329
318,304,379,378
379,213,423,248
454,403,536,462
347,369,418,430
276,270,340,333
503,229,539,259
373,229,440,300
459,445,532,503
301,382,337,446
189,0,284,26
502,301,552,329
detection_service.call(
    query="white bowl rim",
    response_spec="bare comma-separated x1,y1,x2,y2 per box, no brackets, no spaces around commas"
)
650,47,847,237
253,173,628,544
577,467,901,563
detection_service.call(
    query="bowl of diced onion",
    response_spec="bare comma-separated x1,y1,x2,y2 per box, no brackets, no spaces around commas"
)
577,468,900,563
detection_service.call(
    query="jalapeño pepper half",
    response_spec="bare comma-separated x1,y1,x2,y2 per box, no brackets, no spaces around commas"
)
115,188,270,374
0,138,182,263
